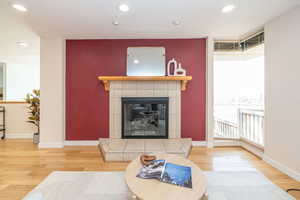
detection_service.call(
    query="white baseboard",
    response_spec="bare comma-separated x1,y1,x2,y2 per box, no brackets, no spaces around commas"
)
206,140,214,148
40,140,208,147
39,142,64,148
66,140,207,147
240,141,264,158
192,141,207,146
64,140,99,146
4,133,33,139
214,140,240,147
263,155,300,183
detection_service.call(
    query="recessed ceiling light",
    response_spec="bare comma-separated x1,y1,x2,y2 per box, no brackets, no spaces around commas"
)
112,21,119,26
222,5,235,13
133,59,139,64
119,4,130,12
16,41,28,47
172,20,181,26
12,4,27,12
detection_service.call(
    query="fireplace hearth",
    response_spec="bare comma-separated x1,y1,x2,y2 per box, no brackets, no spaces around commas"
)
122,97,169,139
98,79,191,161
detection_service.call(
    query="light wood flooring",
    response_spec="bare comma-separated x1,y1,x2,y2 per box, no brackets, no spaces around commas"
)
0,139,299,200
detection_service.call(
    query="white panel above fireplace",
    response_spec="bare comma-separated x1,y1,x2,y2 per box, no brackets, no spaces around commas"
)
109,81,181,139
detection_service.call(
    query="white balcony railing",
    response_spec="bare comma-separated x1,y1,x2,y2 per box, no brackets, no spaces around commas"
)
239,108,264,146
214,108,264,147
214,118,239,139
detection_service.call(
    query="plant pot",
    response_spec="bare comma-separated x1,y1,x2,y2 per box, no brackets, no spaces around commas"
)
33,133,39,144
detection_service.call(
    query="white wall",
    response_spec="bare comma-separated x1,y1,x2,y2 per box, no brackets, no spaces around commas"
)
206,37,214,147
39,37,65,148
264,6,300,180
0,56,40,101
5,61,40,100
0,103,37,138
0,8,40,101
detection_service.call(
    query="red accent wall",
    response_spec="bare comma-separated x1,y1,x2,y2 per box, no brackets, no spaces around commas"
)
66,39,206,141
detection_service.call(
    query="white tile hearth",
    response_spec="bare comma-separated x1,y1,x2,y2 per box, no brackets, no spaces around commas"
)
99,138,192,161
103,80,188,162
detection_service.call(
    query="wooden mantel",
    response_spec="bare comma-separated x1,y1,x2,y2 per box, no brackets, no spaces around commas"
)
98,76,192,91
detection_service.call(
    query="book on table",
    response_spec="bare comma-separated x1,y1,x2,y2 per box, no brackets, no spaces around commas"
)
137,159,192,189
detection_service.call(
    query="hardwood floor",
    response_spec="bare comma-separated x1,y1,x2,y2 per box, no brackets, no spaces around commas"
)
0,139,299,200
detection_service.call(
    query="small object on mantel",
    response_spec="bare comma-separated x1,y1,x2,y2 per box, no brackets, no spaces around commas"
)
167,58,178,76
174,63,186,76
140,155,157,166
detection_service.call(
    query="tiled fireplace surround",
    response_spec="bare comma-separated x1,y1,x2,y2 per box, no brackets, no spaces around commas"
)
99,80,192,161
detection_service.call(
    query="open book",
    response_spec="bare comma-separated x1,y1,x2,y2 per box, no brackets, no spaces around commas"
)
137,160,192,188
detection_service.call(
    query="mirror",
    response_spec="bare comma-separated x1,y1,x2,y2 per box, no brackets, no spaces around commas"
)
127,47,166,76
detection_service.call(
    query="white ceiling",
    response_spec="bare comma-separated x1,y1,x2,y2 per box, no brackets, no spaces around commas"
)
0,7,39,65
0,0,299,40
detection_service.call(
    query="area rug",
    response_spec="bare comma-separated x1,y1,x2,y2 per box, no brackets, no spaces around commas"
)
23,171,295,200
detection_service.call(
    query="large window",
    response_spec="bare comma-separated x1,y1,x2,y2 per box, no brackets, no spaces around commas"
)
0,61,39,101
214,44,264,146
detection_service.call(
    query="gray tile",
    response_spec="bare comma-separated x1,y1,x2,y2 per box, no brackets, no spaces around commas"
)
145,139,165,152
122,90,137,97
105,152,124,161
136,90,154,97
123,81,137,90
137,81,155,90
125,140,145,152
123,152,143,161
154,81,168,90
163,139,184,153
107,139,127,152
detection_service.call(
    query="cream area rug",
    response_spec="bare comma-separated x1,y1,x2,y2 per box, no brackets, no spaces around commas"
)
23,171,295,200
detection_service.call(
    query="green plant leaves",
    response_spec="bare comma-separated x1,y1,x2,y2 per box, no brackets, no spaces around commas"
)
26,89,40,129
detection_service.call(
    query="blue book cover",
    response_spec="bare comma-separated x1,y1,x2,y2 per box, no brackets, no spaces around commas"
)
160,163,192,188
137,160,192,188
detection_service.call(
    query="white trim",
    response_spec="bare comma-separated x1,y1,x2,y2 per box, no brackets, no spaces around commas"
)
213,139,240,147
63,39,66,142
0,63,7,100
263,154,300,183
192,141,207,146
206,37,214,148
66,140,207,147
206,140,214,148
64,140,99,146
39,142,64,148
64,35,208,40
240,140,264,158
4,133,33,139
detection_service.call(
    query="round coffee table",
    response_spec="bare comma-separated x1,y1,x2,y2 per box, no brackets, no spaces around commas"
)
125,154,207,200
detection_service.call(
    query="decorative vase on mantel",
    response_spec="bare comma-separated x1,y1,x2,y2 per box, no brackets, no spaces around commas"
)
167,58,187,76
167,58,178,76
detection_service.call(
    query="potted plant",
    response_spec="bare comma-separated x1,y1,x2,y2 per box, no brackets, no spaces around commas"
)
25,89,40,144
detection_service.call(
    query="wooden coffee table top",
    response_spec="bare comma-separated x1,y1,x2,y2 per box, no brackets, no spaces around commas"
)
125,154,206,200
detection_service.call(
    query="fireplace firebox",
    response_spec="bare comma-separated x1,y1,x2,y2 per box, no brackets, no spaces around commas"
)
122,97,169,139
